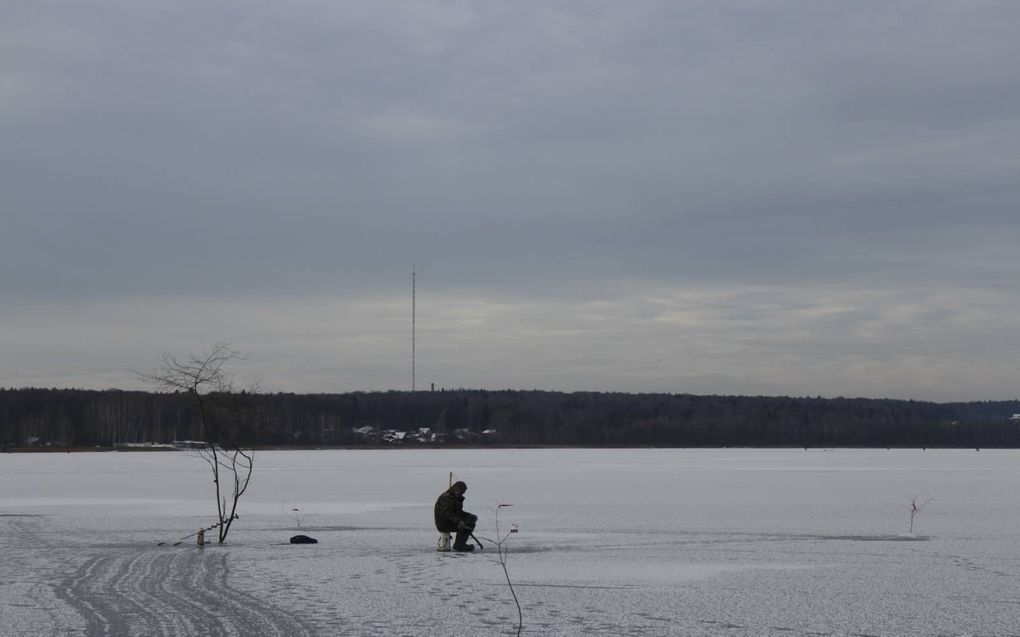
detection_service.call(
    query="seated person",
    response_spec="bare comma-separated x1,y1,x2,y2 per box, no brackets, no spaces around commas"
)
434,480,477,551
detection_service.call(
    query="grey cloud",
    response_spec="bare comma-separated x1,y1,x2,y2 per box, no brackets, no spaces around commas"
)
2,1,1020,397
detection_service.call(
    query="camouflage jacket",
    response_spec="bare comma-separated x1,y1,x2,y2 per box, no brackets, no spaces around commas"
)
434,487,469,532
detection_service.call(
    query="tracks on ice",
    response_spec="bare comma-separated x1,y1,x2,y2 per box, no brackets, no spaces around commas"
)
56,547,314,636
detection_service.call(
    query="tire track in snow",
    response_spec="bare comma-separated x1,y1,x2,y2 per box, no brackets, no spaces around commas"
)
200,551,316,637
56,547,314,636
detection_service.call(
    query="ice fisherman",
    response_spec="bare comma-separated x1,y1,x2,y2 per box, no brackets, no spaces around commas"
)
434,480,478,552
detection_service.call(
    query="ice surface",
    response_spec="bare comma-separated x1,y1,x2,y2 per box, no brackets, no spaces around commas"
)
3,448,1020,635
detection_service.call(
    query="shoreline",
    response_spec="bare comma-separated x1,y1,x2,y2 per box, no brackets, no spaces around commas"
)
2,444,1004,453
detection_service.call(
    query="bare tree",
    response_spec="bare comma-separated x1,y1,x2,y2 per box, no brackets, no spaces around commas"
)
139,343,257,544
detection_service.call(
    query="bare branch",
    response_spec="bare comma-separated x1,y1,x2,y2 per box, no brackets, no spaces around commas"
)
141,344,256,544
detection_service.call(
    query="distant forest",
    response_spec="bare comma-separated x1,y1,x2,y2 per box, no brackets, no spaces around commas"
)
3,388,1020,449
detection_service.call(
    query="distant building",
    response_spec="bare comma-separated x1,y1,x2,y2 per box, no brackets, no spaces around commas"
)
452,428,479,442
172,440,209,449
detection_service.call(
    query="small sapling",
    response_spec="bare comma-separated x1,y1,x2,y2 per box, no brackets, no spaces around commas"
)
480,503,522,637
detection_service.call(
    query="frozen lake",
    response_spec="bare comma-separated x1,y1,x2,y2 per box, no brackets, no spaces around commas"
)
2,448,1020,636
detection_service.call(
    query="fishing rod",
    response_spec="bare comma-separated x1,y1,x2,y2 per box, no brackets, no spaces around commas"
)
157,514,239,546
469,531,484,550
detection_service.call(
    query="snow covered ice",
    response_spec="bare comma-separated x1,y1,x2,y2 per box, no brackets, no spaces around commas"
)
3,448,1020,636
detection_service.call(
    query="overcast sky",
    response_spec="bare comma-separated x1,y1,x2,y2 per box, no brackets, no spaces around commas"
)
3,1,1019,400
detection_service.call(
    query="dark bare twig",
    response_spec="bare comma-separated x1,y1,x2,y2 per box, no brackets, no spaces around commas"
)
904,496,933,534
492,504,521,637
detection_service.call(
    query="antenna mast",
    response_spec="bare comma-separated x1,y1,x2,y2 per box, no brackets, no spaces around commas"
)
412,265,416,392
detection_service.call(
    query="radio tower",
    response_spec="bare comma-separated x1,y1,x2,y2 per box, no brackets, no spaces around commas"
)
412,265,416,392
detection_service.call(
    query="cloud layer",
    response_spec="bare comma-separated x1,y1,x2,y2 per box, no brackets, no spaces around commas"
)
3,1,1019,399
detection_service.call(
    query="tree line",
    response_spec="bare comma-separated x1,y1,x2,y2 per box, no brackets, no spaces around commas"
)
2,387,1019,449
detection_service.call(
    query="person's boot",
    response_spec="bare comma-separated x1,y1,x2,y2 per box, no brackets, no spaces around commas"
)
453,529,474,551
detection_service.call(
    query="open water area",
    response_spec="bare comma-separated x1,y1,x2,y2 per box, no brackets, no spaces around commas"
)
2,448,1020,636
